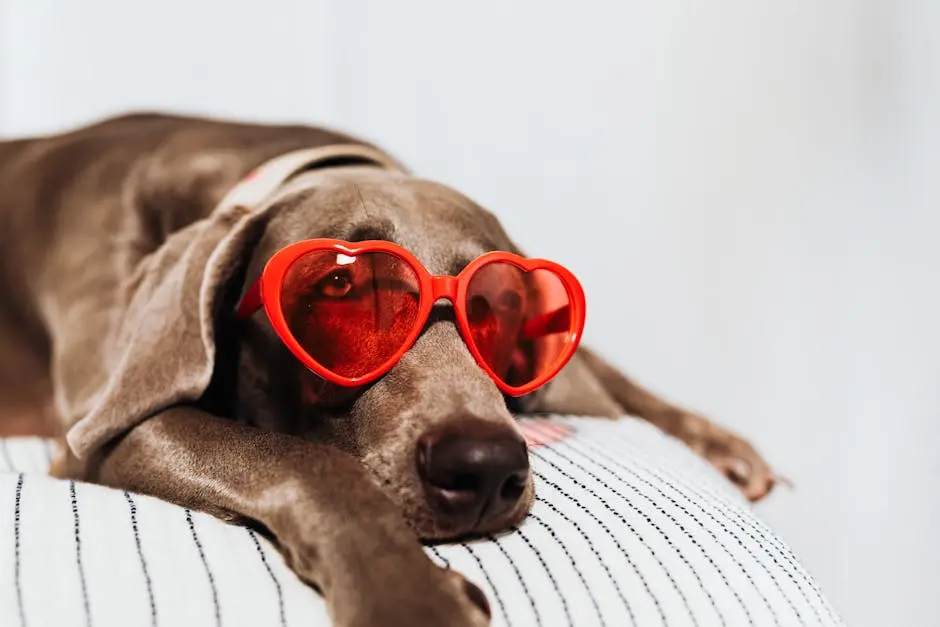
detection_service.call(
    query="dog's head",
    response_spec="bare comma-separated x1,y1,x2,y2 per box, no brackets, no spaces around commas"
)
226,165,540,539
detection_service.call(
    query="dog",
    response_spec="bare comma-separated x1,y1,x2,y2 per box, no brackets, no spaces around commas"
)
0,113,774,626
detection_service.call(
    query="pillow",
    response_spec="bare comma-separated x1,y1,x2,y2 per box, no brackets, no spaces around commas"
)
0,416,843,626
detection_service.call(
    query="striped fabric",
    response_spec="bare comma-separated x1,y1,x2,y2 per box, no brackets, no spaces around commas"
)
0,417,844,627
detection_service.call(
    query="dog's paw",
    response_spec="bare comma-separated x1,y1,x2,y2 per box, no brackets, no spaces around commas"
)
668,412,777,501
385,567,491,627
335,562,491,627
435,567,492,627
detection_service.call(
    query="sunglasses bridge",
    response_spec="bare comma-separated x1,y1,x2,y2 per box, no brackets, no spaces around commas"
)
429,276,459,301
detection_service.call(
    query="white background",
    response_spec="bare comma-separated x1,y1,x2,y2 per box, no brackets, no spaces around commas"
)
2,2,938,625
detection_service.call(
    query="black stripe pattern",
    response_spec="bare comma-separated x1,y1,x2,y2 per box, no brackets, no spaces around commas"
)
70,480,93,627
186,509,221,627
248,528,287,627
0,420,844,626
124,491,158,627
13,473,26,627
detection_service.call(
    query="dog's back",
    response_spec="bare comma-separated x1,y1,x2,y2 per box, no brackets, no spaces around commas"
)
0,113,366,436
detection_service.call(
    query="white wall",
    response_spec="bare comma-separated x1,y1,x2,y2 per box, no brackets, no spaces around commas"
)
0,1,338,130
2,1,938,625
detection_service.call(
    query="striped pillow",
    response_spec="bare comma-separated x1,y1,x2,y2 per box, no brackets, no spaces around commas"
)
0,417,843,627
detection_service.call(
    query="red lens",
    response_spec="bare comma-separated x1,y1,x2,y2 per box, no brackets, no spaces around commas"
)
280,249,421,379
464,262,572,389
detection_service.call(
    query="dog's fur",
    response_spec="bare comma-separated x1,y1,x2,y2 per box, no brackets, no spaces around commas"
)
0,113,774,626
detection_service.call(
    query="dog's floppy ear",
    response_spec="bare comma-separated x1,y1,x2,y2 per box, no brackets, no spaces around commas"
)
63,202,270,459
65,145,405,460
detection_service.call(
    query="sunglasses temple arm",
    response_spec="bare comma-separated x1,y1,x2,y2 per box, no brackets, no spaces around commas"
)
520,305,571,340
236,279,263,318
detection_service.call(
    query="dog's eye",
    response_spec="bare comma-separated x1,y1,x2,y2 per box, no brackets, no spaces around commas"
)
497,290,523,312
316,269,354,298
468,295,491,323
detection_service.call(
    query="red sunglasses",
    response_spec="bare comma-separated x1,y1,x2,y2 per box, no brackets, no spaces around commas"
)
236,239,586,396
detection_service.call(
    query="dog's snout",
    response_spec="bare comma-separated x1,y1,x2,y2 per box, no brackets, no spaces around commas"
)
417,418,529,531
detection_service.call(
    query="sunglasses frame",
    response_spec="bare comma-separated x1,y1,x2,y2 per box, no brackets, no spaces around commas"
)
236,239,586,396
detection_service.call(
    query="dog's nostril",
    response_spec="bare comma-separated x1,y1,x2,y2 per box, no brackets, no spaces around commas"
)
500,471,527,503
449,473,479,492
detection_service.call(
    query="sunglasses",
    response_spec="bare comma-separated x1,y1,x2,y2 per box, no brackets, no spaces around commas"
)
236,239,586,396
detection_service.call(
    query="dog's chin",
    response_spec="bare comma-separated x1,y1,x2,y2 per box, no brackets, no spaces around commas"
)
401,480,536,541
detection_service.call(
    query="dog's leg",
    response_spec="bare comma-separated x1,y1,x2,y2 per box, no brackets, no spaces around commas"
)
64,407,490,627
537,347,776,501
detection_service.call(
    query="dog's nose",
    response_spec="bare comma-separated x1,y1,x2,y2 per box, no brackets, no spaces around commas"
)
417,419,529,529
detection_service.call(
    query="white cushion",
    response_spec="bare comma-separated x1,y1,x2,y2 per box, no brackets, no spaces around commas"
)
0,416,844,626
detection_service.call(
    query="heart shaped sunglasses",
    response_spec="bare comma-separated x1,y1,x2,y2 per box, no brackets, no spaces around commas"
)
236,239,586,396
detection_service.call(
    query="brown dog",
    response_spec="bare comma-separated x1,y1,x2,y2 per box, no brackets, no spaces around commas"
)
0,113,774,626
